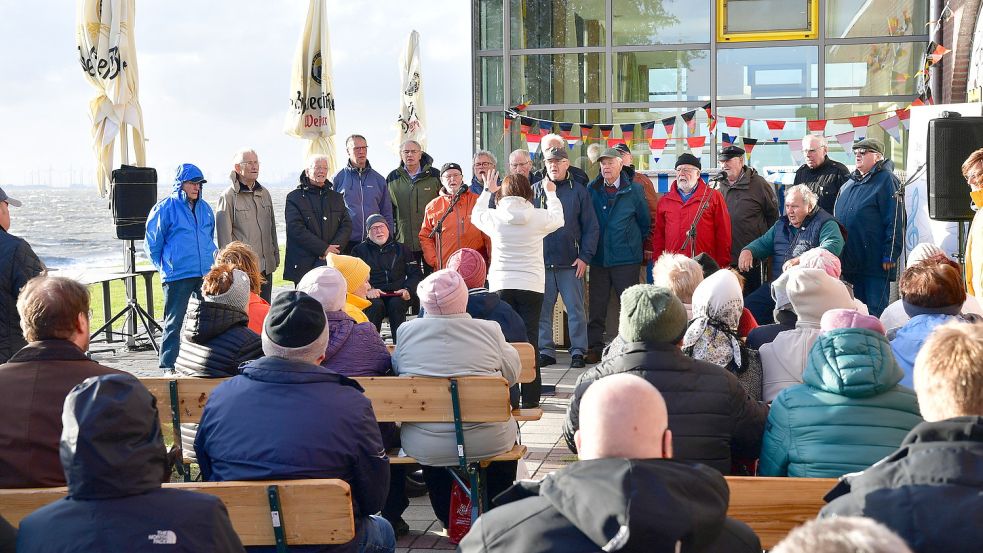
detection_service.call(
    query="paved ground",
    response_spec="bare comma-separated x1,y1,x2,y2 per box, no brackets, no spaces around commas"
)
93,318,589,552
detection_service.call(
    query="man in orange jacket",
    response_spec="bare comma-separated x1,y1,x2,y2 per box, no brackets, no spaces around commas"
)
419,163,492,270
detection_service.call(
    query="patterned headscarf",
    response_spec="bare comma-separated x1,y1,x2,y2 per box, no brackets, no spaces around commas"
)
683,269,744,368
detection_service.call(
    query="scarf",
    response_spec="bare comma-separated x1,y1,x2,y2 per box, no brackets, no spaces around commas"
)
683,270,744,369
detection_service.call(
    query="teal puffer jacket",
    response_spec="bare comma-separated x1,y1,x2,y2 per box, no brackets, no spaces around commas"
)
759,328,922,478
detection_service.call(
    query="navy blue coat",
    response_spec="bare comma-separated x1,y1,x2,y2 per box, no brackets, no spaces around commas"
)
833,160,903,277
587,174,651,267
531,172,599,267
0,228,44,363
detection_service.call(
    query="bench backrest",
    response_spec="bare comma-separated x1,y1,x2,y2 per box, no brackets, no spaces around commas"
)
0,479,355,545
387,341,536,383
725,476,836,549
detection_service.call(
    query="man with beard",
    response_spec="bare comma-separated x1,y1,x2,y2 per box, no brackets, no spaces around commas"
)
352,214,421,341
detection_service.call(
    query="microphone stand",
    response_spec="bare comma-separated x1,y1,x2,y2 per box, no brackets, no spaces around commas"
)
890,162,927,273
429,185,468,270
680,179,715,259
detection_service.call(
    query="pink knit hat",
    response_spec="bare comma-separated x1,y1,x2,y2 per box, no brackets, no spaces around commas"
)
797,248,842,278
296,266,347,312
447,248,487,290
820,308,886,335
418,269,469,315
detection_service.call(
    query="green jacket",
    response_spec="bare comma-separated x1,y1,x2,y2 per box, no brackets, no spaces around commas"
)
386,153,441,252
759,328,922,478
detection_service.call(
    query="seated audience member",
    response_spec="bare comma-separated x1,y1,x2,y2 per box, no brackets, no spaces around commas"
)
353,214,421,342
0,276,124,488
461,374,760,553
760,268,858,402
325,253,373,324
652,253,704,319
727,269,759,338
392,270,521,529
195,291,394,553
297,266,392,378
880,243,983,332
746,279,797,350
215,241,270,334
564,285,768,475
891,262,967,387
16,374,244,552
444,247,526,342
0,517,12,553
682,270,763,400
760,309,922,477
821,321,983,553
772,517,913,553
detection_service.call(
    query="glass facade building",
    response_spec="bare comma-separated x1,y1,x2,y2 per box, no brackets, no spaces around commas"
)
473,0,929,175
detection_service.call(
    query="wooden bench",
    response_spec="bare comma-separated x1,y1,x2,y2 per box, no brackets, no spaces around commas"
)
725,476,836,549
0,479,355,548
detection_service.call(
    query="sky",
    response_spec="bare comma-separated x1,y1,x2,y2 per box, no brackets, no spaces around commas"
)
0,0,473,189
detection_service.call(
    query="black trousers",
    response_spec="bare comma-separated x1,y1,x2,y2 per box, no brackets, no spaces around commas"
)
260,272,274,304
381,464,409,522
421,461,518,528
498,289,544,406
365,296,410,342
737,262,764,298
587,264,641,352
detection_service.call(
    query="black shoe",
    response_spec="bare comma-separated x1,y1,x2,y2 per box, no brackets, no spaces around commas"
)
386,517,410,537
538,354,556,367
584,350,602,364
520,401,541,409
570,354,585,368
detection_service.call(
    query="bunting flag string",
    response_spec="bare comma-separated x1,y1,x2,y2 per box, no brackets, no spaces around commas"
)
807,119,828,135
834,130,856,153
641,121,656,140
765,120,786,143
849,115,870,141
649,138,668,163
687,136,707,158
558,122,577,149
681,109,698,135
742,137,758,157
721,133,736,148
897,108,911,131
504,117,512,132
599,124,613,140
787,139,805,166
724,116,745,131
620,123,636,146
580,123,593,143
526,131,542,157
878,115,902,143
661,116,676,137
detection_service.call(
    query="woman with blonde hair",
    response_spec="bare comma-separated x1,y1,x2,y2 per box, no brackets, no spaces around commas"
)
215,241,269,334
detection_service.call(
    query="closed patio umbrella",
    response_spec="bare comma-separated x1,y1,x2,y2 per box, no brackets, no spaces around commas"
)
396,30,428,151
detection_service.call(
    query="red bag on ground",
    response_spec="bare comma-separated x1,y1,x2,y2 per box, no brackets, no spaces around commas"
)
447,483,473,544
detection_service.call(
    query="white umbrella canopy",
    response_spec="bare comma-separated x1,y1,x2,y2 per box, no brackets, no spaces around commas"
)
76,0,146,197
284,0,337,176
396,30,427,151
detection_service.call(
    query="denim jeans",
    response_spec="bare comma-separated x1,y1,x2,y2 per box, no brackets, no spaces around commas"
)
538,268,588,357
159,277,202,369
356,515,396,553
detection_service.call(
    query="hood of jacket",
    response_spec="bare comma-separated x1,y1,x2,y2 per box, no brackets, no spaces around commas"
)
170,178,203,202
324,310,357,359
182,296,250,343
468,289,506,318
498,458,730,552
806,327,904,398
494,195,534,224
785,268,857,326
61,374,167,499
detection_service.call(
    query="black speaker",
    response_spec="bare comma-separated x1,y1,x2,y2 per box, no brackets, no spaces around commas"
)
111,165,158,240
927,113,983,222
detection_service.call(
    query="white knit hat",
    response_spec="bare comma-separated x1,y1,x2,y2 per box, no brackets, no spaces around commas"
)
205,268,250,314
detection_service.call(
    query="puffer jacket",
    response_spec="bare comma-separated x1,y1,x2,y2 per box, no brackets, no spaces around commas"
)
0,228,44,363
144,180,218,283
16,374,244,553
333,160,393,242
834,159,903,277
466,290,527,342
283,172,352,283
587,173,651,267
531,173,599,267
175,297,262,378
714,166,779,260
418,189,491,269
564,341,768,474
320,310,392,377
351,234,422,293
386,153,441,252
760,328,922,478
891,313,962,388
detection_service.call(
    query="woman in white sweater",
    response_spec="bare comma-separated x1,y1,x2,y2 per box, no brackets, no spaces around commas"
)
472,170,564,408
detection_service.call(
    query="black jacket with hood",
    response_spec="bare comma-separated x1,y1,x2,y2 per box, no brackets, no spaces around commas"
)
351,233,422,293
284,172,353,283
176,297,262,378
15,373,244,553
458,458,760,553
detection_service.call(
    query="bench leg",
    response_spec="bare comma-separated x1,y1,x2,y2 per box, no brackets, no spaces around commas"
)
267,484,289,553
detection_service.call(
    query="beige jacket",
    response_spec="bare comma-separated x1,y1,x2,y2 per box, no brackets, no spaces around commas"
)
216,173,279,274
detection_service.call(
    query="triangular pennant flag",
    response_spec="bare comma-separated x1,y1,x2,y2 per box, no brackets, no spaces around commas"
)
504,116,513,132
788,139,805,166
834,130,856,152
721,132,736,148
929,44,951,65
580,123,594,143
607,138,623,148
878,115,902,143
620,123,636,146
641,121,656,140
765,120,786,143
510,102,529,113
599,124,614,139
911,89,933,107
724,116,745,131
707,115,717,134
661,116,676,137
687,135,706,158
807,119,828,135
649,138,668,163
558,122,577,148
702,102,713,119
519,116,532,136
896,108,911,131
681,109,698,135
848,115,870,141
742,137,758,157
526,131,542,157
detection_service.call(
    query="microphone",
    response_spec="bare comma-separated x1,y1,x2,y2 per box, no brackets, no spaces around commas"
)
711,171,727,182
454,181,469,200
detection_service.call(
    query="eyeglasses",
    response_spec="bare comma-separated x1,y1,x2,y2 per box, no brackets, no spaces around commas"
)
853,149,873,156
401,150,420,155
802,148,822,154
677,167,699,174
351,146,368,151
509,161,532,168
475,161,495,167
238,160,259,166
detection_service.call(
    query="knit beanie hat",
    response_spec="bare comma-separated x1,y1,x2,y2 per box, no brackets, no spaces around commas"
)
820,308,886,335
365,213,388,231
447,248,487,289
325,253,371,294
797,248,842,278
204,268,251,313
908,242,946,265
786,268,856,324
296,266,347,312
262,291,329,363
418,269,469,315
618,285,689,344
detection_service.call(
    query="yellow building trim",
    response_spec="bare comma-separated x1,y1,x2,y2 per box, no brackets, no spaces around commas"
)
717,0,819,43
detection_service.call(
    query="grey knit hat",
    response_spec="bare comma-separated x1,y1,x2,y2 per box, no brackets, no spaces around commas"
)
205,268,250,314
618,285,689,344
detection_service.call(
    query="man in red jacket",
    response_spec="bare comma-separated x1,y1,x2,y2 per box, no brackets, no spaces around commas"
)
652,153,731,269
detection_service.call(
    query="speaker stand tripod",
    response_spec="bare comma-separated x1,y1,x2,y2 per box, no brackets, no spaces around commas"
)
89,240,162,353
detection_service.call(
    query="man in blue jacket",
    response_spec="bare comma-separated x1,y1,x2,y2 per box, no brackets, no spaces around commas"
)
532,147,599,369
145,163,217,372
334,134,394,253
195,291,394,553
833,138,903,316
585,148,651,363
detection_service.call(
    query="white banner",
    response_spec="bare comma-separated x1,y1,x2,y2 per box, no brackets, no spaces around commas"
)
396,30,427,151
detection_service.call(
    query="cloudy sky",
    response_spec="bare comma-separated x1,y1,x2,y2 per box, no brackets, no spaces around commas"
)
0,0,472,189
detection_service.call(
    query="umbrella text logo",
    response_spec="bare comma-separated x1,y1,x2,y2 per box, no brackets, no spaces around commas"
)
290,91,335,115
311,52,323,85
78,46,126,81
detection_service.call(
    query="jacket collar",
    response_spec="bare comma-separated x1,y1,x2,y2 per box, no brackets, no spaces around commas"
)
298,171,332,192
229,173,263,194
901,416,983,447
241,355,364,390
8,339,90,363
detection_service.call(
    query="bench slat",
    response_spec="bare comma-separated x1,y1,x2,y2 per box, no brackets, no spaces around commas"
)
512,407,544,421
725,476,835,549
388,443,528,465
356,376,511,423
387,342,537,383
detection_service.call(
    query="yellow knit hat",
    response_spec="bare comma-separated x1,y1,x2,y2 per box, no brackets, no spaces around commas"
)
325,253,371,294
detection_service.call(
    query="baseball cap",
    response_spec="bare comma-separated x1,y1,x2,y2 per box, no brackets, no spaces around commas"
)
597,148,623,161
0,186,22,207
440,162,463,176
543,147,569,161
613,143,631,155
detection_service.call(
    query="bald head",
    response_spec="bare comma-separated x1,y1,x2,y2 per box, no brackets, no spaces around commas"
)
575,374,672,460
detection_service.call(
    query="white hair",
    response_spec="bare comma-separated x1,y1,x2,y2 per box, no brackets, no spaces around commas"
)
785,184,819,211
652,253,704,304
587,143,603,163
400,139,421,150
541,133,565,150
305,154,329,168
772,517,912,553
509,149,531,163
802,134,828,149
232,148,258,165
473,149,497,166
